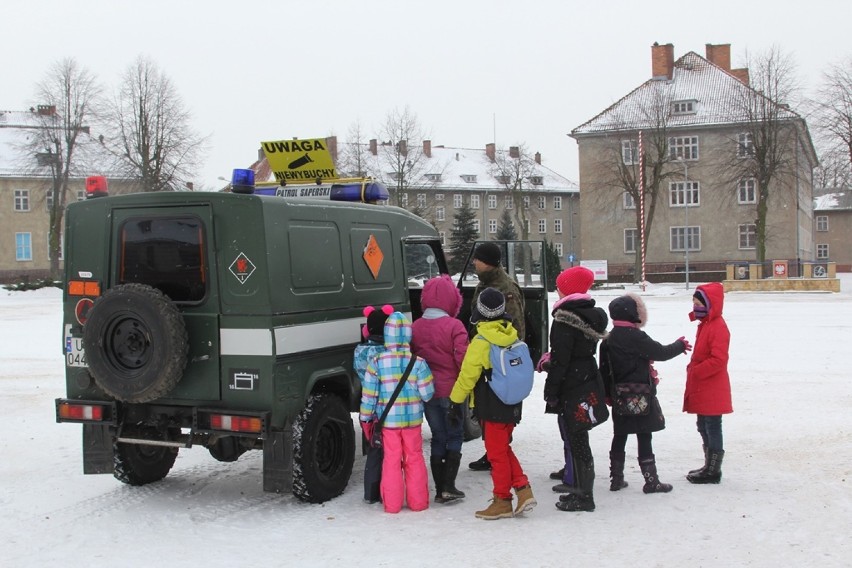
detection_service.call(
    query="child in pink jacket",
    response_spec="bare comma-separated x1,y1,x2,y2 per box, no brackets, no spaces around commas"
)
411,275,469,503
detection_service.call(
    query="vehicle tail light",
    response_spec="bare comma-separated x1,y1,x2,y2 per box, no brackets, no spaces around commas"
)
68,280,101,297
209,414,263,434
57,402,106,421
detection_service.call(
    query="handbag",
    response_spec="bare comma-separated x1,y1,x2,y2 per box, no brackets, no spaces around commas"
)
363,357,417,503
563,372,609,432
607,350,653,417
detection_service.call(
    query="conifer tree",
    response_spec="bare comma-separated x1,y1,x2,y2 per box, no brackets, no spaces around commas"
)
448,202,480,275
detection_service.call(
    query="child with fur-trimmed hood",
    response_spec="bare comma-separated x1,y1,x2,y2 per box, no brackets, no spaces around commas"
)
600,293,691,495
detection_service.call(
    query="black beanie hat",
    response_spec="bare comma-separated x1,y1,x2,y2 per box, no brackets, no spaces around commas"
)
363,305,393,339
473,242,501,267
470,287,507,323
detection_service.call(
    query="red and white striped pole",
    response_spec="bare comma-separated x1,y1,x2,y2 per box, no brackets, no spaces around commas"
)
639,130,646,291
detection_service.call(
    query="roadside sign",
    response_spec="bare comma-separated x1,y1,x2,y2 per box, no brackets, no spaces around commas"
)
261,138,338,183
580,259,608,281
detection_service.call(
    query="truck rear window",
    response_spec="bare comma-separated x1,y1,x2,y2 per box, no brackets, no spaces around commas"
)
119,216,206,302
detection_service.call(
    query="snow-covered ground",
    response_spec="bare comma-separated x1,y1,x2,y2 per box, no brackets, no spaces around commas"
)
2,277,851,567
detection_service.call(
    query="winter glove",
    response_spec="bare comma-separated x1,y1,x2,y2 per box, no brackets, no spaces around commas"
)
650,362,660,385
678,336,693,352
605,397,613,407
360,420,375,442
447,402,464,429
536,352,552,373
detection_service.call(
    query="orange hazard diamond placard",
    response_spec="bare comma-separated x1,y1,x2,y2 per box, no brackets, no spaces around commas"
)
362,235,384,279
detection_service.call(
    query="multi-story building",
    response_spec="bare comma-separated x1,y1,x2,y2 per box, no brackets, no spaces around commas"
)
570,43,818,282
814,189,852,271
0,107,138,281
253,137,581,264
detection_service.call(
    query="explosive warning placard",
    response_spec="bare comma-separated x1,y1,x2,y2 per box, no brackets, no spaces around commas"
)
261,138,338,183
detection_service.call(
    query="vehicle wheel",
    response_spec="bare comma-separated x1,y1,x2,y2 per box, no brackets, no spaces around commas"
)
292,393,355,503
113,428,178,486
463,401,482,442
208,436,248,462
83,283,188,403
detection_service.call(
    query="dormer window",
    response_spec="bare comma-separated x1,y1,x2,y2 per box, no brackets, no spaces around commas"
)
672,100,697,115
461,174,477,183
529,176,543,185
495,175,510,184
425,173,442,182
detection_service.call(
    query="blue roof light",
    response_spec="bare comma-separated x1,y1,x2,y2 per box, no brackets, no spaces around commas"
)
231,168,255,194
330,182,389,203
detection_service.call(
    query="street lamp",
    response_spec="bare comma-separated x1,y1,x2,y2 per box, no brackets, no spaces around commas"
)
678,157,690,290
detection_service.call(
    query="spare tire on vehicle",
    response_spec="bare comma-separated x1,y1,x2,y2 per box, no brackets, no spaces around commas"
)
83,283,188,402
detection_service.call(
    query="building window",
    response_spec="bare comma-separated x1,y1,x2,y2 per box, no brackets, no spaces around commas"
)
488,219,497,234
529,176,543,185
553,196,562,210
670,181,700,207
671,226,700,252
488,195,497,209
472,220,480,233
436,206,445,222
426,173,442,182
524,219,530,234
496,175,510,184
505,195,514,209
738,178,756,204
623,192,636,209
77,191,86,202
453,194,462,208
554,242,563,257
46,190,54,210
439,231,446,245
624,228,638,254
470,194,480,209
738,223,756,249
523,196,530,210
672,100,697,115
737,132,754,158
668,136,699,160
417,193,426,208
554,219,563,234
817,243,829,259
538,219,547,234
622,140,638,165
461,174,477,183
15,232,33,261
816,215,829,232
14,189,30,211
435,193,444,201
47,233,64,261
538,196,546,209
401,193,408,208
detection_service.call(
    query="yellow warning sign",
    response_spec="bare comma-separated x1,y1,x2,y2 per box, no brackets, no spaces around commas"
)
261,138,338,183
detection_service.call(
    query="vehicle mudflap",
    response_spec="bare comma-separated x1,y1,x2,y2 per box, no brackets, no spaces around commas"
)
82,423,115,474
263,424,293,493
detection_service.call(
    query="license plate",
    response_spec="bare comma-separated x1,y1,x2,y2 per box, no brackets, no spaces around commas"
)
65,324,87,368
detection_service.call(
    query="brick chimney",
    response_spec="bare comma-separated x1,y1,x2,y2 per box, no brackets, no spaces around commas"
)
509,146,520,159
36,104,56,116
326,135,338,163
397,139,408,156
423,139,432,158
705,44,731,71
651,42,674,80
485,143,496,162
369,139,377,156
730,68,750,85
534,152,541,165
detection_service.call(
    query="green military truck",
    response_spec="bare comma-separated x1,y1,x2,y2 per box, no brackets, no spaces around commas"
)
56,174,549,503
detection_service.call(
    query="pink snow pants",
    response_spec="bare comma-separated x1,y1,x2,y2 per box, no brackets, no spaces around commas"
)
380,425,429,513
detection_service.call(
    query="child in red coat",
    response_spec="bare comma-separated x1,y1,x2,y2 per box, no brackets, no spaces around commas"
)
684,282,732,484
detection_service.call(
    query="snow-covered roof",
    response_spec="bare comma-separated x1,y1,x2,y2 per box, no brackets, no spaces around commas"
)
253,142,578,194
0,109,118,179
571,52,801,136
814,191,852,211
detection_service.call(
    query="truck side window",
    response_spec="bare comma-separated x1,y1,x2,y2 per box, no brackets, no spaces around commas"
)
119,216,206,302
404,243,441,288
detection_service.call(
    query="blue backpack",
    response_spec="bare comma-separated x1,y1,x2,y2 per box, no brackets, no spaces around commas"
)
479,337,535,405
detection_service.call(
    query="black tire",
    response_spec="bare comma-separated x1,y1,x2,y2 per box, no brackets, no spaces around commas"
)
113,428,178,486
208,436,248,463
83,283,188,403
292,394,355,503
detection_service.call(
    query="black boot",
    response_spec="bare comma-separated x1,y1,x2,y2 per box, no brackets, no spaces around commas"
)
556,458,595,512
639,454,673,493
687,450,724,484
688,445,708,476
609,451,628,491
441,451,466,502
430,456,447,503
468,453,491,471
549,467,565,481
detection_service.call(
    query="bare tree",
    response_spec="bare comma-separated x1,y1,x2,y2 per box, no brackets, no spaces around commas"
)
811,56,852,188
489,143,539,239
24,58,102,278
107,56,205,192
726,46,802,262
337,121,371,178
375,106,432,207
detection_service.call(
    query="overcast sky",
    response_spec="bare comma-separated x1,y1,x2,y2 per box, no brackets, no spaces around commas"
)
4,0,850,190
